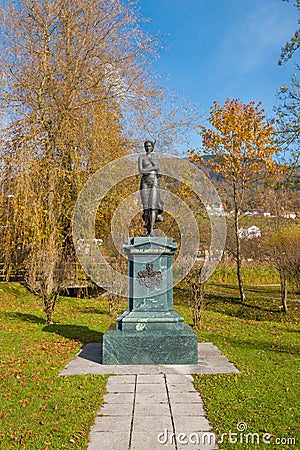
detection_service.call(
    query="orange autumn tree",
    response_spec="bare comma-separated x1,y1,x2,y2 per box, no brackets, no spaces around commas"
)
190,99,279,302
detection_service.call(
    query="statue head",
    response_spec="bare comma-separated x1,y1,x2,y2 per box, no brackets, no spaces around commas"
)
144,140,155,153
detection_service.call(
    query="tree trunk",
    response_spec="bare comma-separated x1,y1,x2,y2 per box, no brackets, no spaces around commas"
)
192,281,205,328
233,186,246,302
44,297,54,324
280,269,288,313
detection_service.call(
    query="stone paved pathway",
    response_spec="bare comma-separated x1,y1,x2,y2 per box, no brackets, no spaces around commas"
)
88,374,217,450
60,343,239,449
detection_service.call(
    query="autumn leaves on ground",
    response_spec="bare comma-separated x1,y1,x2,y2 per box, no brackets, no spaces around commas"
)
1,278,299,449
0,283,109,449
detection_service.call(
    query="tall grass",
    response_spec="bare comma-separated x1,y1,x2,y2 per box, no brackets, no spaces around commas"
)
209,263,279,285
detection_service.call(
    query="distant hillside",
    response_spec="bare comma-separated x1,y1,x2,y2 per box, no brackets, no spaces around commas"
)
190,154,300,211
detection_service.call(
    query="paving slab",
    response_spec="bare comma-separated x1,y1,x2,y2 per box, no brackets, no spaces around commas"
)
166,374,194,383
103,392,134,404
135,391,168,404
91,415,132,432
136,383,167,393
167,383,195,393
107,374,136,384
133,416,173,432
106,383,135,393
98,402,133,416
131,431,176,450
134,403,170,416
137,374,166,383
88,431,130,450
59,342,239,376
74,343,237,449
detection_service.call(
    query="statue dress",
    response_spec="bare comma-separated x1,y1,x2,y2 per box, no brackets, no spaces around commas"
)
138,147,163,236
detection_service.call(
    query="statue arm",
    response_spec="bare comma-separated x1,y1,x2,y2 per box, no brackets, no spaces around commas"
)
151,156,162,175
138,156,150,174
138,155,161,176
156,158,162,176
138,156,160,174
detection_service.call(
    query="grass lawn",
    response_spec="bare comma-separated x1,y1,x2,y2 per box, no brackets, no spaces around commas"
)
0,280,299,449
0,283,124,449
174,283,300,449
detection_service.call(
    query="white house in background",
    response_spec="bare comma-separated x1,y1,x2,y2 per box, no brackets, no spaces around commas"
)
283,211,297,219
238,225,261,239
244,210,259,215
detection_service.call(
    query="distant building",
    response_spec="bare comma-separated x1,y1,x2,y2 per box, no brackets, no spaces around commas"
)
283,211,297,219
238,225,261,239
244,210,259,215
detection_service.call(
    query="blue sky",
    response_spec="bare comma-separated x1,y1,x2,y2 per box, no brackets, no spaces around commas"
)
138,0,298,147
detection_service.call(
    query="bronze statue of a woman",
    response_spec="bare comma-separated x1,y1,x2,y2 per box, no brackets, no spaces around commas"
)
138,140,163,236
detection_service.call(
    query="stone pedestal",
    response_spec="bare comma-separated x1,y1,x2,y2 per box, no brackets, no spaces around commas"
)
102,237,198,364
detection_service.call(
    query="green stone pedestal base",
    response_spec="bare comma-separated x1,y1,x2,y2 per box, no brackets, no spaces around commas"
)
102,237,198,365
102,324,198,365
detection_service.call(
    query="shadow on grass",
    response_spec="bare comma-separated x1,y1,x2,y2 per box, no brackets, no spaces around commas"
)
206,294,241,305
204,300,283,322
208,283,282,299
205,294,280,313
204,285,294,321
43,323,103,344
177,282,300,324
245,284,280,295
175,286,282,322
5,312,46,324
5,312,104,344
